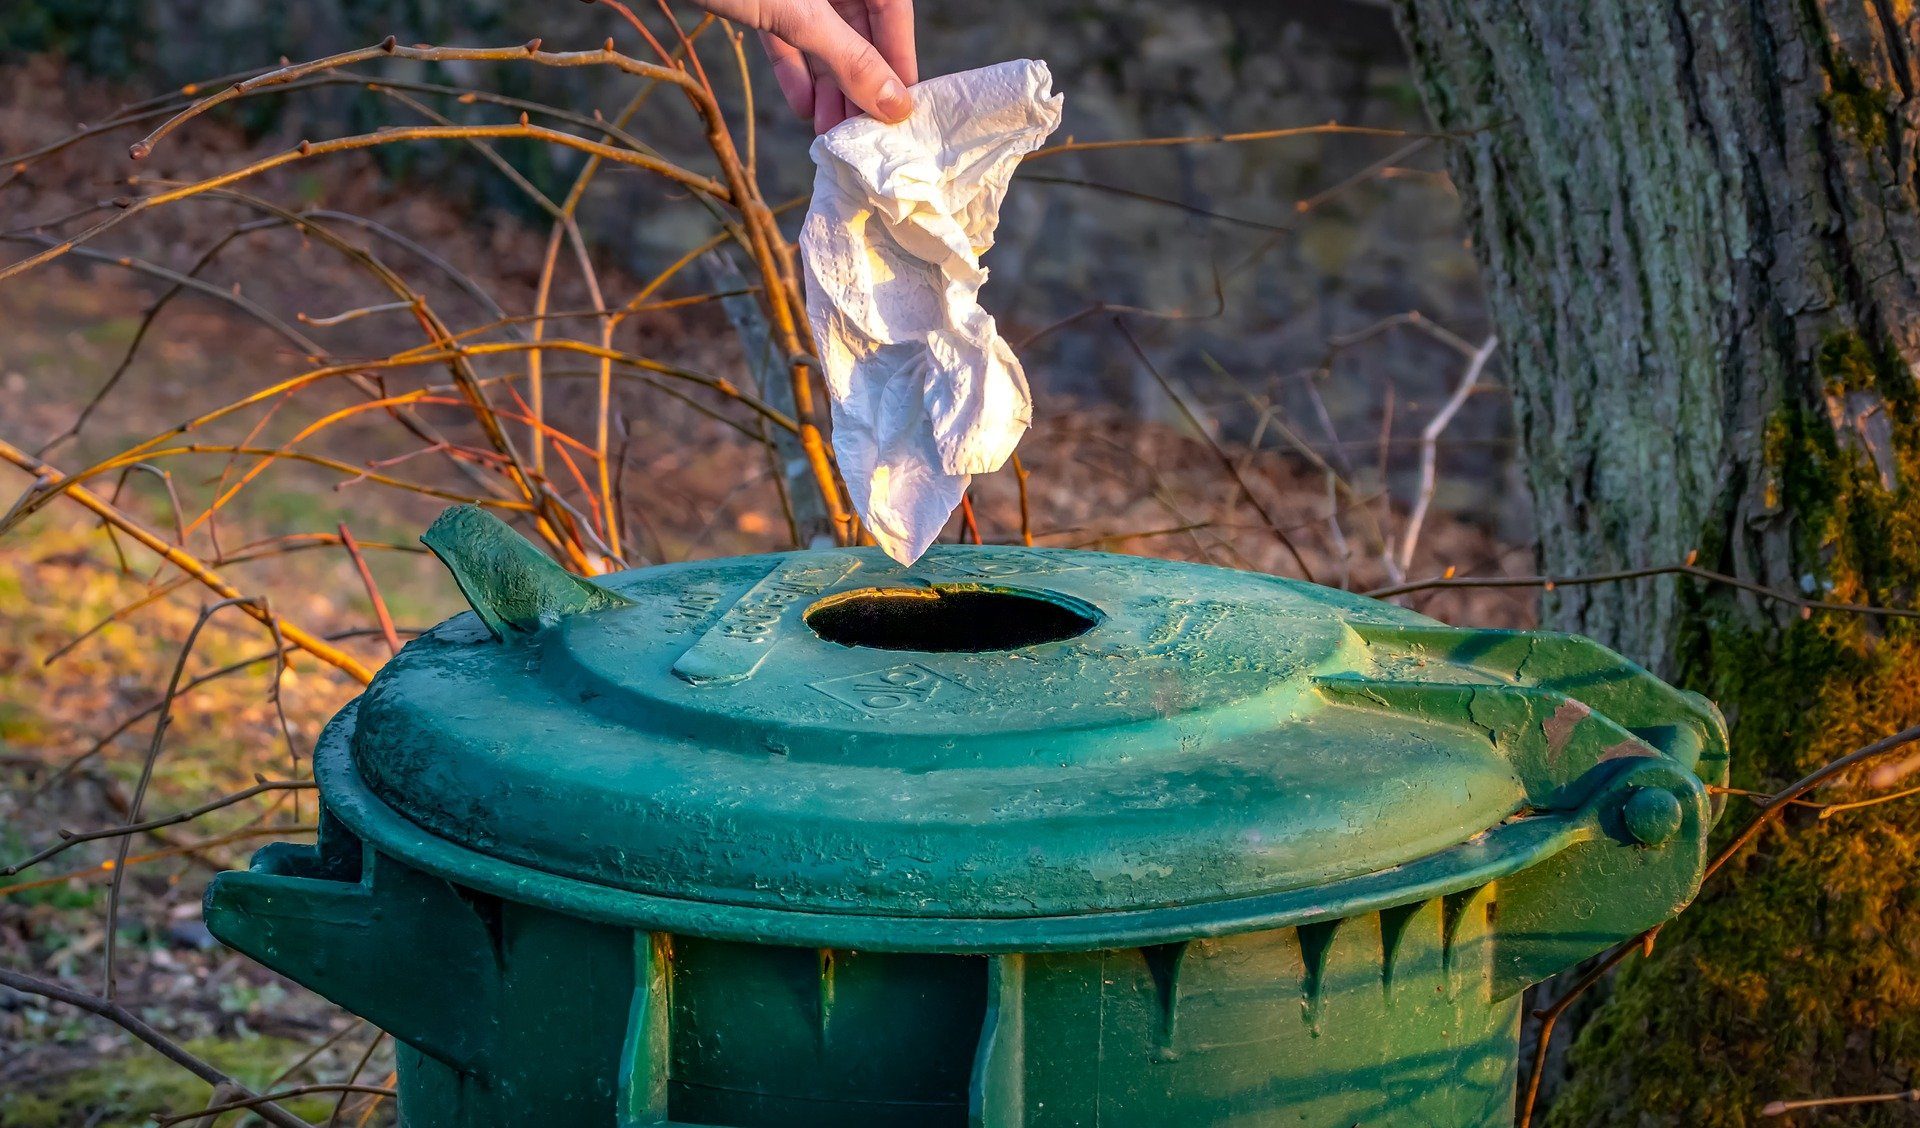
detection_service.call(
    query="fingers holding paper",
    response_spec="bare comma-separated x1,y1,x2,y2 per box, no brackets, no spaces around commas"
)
687,0,917,131
800,61,1064,564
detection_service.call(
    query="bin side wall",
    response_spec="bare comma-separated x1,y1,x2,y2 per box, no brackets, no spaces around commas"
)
357,862,1524,1127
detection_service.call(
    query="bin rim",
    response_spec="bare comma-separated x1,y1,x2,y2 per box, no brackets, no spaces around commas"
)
313,698,1621,953
348,539,1732,922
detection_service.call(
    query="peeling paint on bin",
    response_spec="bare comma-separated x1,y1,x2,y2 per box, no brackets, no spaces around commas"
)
205,505,1727,1127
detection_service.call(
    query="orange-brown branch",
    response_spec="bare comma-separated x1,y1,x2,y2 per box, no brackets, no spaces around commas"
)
0,438,375,684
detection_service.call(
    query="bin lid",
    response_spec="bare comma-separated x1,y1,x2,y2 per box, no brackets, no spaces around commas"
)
339,507,1726,934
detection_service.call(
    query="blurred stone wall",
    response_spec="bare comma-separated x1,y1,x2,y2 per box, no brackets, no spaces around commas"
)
2,0,1515,537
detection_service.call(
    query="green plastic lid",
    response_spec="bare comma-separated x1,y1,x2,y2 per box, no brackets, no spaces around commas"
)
328,507,1726,948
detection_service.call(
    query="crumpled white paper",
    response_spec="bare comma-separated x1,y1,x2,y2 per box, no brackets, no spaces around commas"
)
801,59,1064,564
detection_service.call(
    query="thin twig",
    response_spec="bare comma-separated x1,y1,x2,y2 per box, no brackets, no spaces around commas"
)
4,780,314,876
1816,782,1920,819
1395,334,1497,575
515,26,706,521
263,1020,369,1094
0,437,375,682
1762,1089,1920,1116
44,536,414,668
1016,265,1227,351
958,494,984,544
4,123,729,286
0,968,312,1128
1113,317,1317,582
1027,122,1432,161
154,1084,395,1127
1329,308,1482,358
1292,138,1434,215
338,524,402,655
58,192,524,507
1704,723,1920,881
131,42,697,158
1364,563,1920,620
3,339,793,540
298,300,414,327
327,1031,389,1128
353,1072,397,1127
1206,353,1391,565
1,234,324,458
0,825,314,900
1010,452,1034,546
1014,173,1293,233
35,629,399,794
104,597,255,998
1518,937,1644,1128
96,444,534,509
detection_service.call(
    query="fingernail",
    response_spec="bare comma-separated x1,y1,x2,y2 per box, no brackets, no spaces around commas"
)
877,77,913,122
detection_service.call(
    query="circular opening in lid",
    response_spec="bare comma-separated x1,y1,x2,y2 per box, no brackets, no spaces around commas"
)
806,586,1098,652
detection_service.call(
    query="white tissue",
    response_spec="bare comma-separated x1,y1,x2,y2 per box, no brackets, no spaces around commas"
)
801,59,1064,565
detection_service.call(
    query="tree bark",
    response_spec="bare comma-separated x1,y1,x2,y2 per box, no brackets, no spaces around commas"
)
1395,1,1920,1123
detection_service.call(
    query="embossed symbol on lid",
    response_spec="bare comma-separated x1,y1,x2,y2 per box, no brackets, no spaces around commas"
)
810,662,971,717
913,547,1089,580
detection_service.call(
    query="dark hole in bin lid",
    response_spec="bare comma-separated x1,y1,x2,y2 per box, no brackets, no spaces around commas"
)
805,585,1098,652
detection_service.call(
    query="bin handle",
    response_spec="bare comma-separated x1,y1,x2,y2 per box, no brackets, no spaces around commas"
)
1481,755,1710,997
421,504,631,641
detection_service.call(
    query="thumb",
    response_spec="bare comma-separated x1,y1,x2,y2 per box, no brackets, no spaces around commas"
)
777,3,914,123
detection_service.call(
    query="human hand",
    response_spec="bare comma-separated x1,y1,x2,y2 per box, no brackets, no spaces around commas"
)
679,0,916,133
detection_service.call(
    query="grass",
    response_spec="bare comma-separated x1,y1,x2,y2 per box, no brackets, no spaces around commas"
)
0,1035,343,1127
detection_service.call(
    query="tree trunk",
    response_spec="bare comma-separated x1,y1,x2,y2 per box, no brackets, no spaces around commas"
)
1394,1,1920,1123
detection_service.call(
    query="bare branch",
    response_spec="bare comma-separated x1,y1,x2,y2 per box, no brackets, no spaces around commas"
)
1293,138,1434,215
0,438,376,683
325,1030,390,1128
3,779,314,876
1762,1089,1920,1116
1366,562,1920,621
1010,452,1035,547
131,42,698,158
338,524,402,655
1113,317,1318,582
1027,123,1435,161
105,598,258,997
0,825,313,900
1395,334,1497,575
0,968,313,1128
153,1084,393,1127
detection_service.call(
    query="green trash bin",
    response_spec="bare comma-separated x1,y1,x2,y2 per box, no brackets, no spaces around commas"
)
206,505,1726,1127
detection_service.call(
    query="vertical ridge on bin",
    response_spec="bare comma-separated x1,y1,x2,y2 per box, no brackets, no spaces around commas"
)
1440,887,1481,981
1378,901,1424,999
616,932,672,1128
969,954,1026,1128
816,949,838,1051
1297,920,1340,1033
1140,940,1189,1051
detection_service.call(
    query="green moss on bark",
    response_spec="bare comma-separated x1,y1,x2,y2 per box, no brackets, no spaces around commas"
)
1549,329,1920,1124
1395,0,1920,1117
0,1036,345,1127
1546,619,1920,1126
1820,55,1892,149
1819,332,1893,395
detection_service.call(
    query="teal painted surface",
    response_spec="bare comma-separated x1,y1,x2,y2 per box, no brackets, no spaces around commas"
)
420,504,632,639
1008,887,1517,1127
205,505,1730,1126
353,508,1726,928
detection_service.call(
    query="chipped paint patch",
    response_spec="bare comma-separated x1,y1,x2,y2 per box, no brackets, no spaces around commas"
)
1543,698,1592,760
